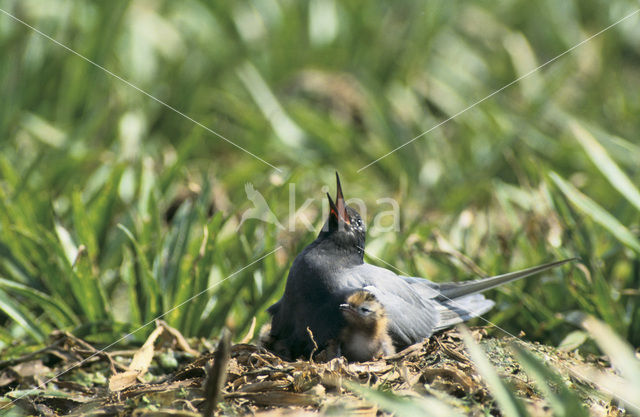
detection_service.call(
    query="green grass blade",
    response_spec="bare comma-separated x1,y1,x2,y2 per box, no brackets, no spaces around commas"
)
87,164,125,250
52,221,109,322
566,313,640,413
570,120,640,212
0,288,45,342
119,248,142,327
118,224,160,319
181,213,223,336
512,344,588,417
345,381,465,417
549,172,640,254
71,189,99,262
72,247,111,322
54,222,79,266
459,326,529,417
0,277,78,328
572,313,640,388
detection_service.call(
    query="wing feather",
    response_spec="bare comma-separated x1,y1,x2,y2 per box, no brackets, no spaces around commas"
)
347,264,439,346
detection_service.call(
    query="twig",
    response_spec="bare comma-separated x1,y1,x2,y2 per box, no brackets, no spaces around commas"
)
0,339,64,368
239,317,257,344
158,320,199,356
58,331,124,375
203,329,231,417
306,327,318,362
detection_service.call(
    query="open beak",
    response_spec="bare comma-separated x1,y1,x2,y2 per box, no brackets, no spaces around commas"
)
327,193,340,223
329,172,350,224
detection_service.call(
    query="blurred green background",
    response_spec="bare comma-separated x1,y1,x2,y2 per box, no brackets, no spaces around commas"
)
1,0,639,355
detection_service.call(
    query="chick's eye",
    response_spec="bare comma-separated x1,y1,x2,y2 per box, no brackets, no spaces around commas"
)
359,307,371,313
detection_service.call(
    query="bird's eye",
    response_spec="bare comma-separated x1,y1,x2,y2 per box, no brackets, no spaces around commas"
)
359,306,371,314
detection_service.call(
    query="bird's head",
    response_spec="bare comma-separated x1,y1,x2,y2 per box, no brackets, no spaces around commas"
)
319,173,366,257
339,290,385,328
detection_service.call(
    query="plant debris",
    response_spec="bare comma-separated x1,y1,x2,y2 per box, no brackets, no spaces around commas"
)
0,324,627,416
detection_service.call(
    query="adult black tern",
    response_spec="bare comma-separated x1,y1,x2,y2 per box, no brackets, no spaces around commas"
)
264,173,574,360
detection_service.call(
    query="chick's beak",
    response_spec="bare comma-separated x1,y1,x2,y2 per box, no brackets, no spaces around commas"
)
339,303,352,311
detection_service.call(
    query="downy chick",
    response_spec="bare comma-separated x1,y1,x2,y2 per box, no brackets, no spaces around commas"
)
339,290,395,361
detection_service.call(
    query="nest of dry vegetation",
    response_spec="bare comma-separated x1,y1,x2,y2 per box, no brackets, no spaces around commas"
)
0,322,624,416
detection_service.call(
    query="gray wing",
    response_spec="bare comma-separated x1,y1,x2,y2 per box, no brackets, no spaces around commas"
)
400,275,496,330
346,263,440,346
403,258,576,330
432,294,495,331
346,258,575,345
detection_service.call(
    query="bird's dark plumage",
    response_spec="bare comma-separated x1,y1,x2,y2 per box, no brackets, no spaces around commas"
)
265,173,575,360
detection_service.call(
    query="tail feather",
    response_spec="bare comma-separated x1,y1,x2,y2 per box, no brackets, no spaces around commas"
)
435,258,576,301
434,294,495,331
